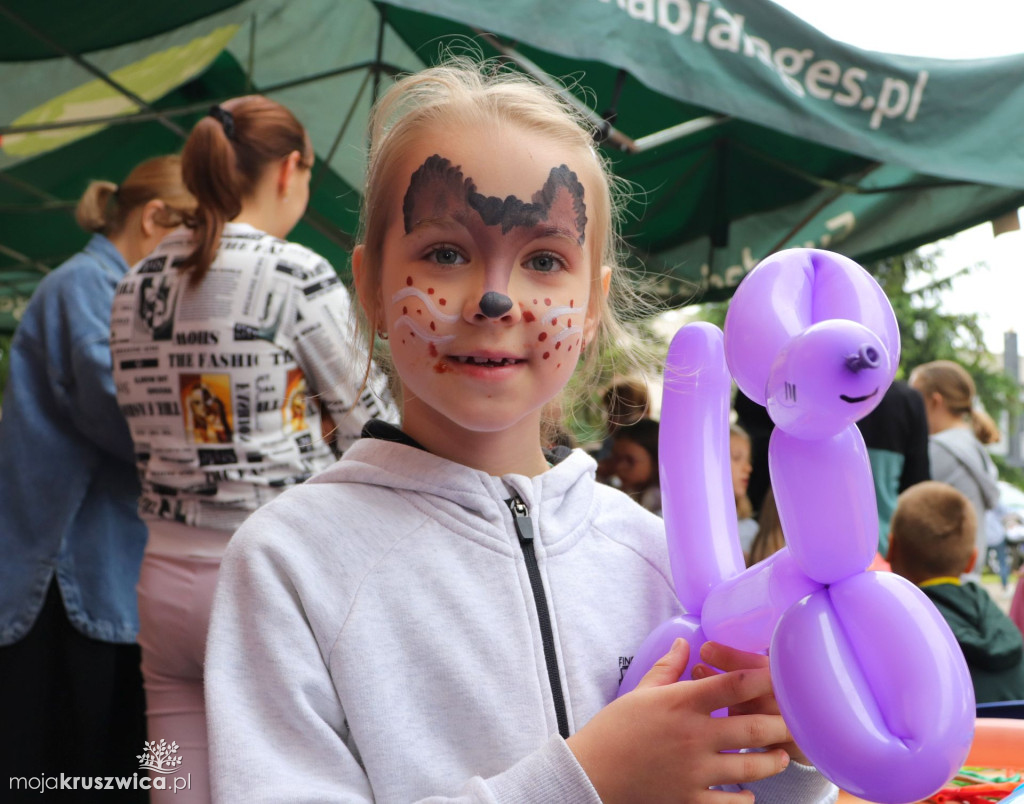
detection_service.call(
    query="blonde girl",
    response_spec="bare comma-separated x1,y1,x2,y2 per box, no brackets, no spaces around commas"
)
909,360,1000,581
204,60,834,804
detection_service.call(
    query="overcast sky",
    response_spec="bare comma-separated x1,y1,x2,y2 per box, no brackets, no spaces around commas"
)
768,0,1024,354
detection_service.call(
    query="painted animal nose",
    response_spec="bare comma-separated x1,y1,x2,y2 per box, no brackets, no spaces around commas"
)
478,291,514,318
845,344,881,372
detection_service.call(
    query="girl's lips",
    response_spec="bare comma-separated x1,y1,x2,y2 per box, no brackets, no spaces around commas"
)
449,355,525,367
440,353,528,378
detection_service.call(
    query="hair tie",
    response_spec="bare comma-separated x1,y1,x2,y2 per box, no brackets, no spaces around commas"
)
208,105,236,140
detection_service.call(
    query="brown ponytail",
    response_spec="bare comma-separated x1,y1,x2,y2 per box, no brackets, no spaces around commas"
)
911,359,1001,444
179,96,313,284
74,156,193,237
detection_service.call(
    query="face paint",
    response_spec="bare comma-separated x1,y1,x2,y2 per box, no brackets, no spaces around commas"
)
479,291,514,318
403,155,587,245
381,133,599,458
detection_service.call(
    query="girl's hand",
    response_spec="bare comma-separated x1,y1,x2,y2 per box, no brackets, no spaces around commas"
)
567,638,791,804
693,641,810,766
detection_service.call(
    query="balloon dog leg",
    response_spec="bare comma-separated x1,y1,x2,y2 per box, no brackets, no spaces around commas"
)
771,572,975,804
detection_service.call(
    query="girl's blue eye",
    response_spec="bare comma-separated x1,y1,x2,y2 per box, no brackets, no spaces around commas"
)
427,246,465,266
526,252,564,273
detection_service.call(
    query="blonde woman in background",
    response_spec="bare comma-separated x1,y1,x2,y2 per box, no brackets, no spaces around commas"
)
0,156,194,797
909,360,1001,583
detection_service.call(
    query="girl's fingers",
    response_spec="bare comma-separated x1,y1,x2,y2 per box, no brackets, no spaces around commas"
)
673,664,775,717
707,712,793,753
634,637,691,690
703,747,791,788
700,641,769,672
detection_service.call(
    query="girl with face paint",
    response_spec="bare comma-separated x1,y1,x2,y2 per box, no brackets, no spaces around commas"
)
204,61,836,804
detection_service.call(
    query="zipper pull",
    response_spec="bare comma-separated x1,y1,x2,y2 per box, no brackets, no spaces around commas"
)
506,494,534,543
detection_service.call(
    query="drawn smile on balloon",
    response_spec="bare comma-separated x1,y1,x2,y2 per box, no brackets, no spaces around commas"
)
839,388,879,404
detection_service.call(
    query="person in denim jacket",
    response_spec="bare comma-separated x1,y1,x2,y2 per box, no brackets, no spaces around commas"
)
0,156,194,796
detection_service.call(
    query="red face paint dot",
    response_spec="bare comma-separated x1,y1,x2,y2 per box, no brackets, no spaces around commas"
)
543,352,550,360
538,332,547,342
427,287,435,295
551,318,557,326
434,361,448,373
557,364,562,369
555,341,561,350
567,344,572,352
568,319,572,327
429,321,436,330
523,311,536,323
403,306,408,315
570,299,574,307
439,298,447,306
428,343,437,357
533,299,538,305
406,276,413,286
544,298,551,306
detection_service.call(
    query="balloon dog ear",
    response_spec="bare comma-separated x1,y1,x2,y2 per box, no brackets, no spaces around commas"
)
723,248,900,408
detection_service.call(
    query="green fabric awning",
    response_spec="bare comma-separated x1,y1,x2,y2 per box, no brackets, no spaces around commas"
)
2,0,1023,333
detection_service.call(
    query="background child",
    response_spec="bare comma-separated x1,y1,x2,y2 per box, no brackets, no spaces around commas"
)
909,360,1000,582
748,487,787,567
888,481,1024,703
204,59,834,803
730,424,759,555
609,417,662,515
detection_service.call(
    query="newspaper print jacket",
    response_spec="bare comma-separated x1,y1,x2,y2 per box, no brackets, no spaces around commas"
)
110,222,398,532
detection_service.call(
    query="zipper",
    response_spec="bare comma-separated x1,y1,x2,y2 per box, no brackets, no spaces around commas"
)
506,493,570,739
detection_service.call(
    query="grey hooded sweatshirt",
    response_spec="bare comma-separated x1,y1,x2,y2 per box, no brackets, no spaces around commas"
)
929,426,1000,570
205,434,836,803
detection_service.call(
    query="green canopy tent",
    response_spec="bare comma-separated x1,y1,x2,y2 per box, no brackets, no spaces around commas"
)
2,0,1024,334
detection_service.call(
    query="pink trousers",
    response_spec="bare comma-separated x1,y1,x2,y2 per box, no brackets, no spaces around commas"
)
136,551,222,804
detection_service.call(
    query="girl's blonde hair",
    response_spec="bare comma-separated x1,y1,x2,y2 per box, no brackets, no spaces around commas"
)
74,155,193,237
356,57,651,431
910,360,1000,444
180,95,313,284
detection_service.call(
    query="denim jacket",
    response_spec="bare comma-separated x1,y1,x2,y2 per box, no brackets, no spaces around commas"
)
0,234,146,645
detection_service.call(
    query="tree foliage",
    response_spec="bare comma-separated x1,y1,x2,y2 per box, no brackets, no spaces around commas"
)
869,249,1018,422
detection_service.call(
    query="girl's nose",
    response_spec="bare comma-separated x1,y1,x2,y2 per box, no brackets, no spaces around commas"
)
479,291,513,318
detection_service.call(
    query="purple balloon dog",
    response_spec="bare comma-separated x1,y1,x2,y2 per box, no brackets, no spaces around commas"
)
619,249,974,804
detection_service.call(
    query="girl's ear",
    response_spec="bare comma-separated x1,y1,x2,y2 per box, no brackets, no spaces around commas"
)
583,264,612,344
278,150,301,197
351,244,377,324
140,199,167,237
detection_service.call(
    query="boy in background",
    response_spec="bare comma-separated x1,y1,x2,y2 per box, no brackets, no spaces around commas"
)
889,481,1024,704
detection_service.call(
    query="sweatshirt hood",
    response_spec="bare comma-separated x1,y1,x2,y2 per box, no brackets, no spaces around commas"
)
932,428,1001,509
922,583,1024,672
307,433,600,547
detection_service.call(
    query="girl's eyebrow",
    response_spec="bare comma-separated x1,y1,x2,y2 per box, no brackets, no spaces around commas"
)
405,215,464,234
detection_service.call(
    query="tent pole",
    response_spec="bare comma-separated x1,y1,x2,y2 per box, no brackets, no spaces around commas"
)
0,61,407,137
0,243,51,275
0,4,187,138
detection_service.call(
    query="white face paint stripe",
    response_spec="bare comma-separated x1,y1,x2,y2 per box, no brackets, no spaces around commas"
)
552,326,584,345
393,315,457,344
391,287,460,323
541,305,586,326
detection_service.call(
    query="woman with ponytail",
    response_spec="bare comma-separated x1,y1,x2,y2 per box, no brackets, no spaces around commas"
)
109,97,396,803
909,359,1002,583
0,155,194,798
